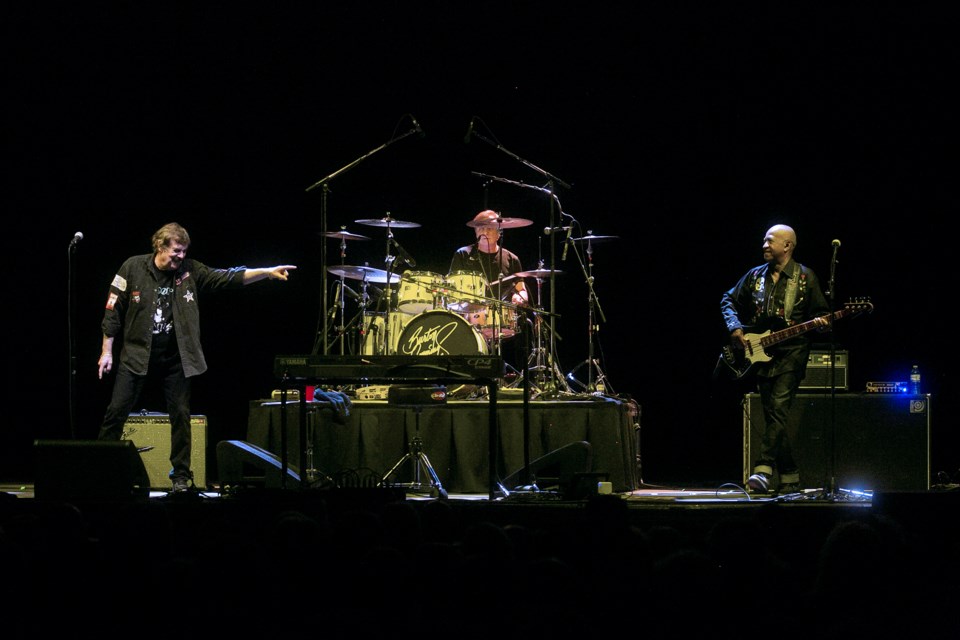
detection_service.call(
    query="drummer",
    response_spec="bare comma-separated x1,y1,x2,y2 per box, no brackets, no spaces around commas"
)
449,209,528,307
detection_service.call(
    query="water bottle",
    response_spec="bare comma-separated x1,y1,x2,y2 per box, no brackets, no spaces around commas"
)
909,364,921,395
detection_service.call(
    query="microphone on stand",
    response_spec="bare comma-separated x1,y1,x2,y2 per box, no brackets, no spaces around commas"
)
561,224,573,261
392,238,416,267
831,238,841,248
410,114,425,137
341,284,360,300
69,231,84,248
543,226,572,235
463,117,475,144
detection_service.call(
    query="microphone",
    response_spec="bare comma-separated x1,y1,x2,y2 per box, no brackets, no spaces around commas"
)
69,231,84,248
410,114,425,137
543,226,572,235
392,238,416,267
831,239,841,248
561,224,573,261
341,284,360,300
463,117,475,144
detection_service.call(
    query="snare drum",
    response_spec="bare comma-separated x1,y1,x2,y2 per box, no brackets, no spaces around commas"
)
396,309,488,356
445,270,487,312
361,312,411,355
463,305,518,340
397,271,444,314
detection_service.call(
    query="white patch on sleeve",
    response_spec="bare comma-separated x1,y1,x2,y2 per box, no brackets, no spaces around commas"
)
106,293,118,310
111,274,127,291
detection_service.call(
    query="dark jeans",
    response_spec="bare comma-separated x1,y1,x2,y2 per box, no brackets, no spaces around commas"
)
97,350,193,480
754,370,801,477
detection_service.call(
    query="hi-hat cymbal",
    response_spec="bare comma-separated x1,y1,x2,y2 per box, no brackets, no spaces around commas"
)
355,216,421,229
327,265,400,284
570,235,618,243
466,217,533,229
514,269,563,279
320,230,370,241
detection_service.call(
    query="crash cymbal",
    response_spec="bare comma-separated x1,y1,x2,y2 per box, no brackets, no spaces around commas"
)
320,230,370,241
355,216,421,229
327,265,401,284
466,217,533,229
514,269,563,279
570,235,618,243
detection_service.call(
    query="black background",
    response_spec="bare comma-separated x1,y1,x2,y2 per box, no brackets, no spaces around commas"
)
6,2,955,486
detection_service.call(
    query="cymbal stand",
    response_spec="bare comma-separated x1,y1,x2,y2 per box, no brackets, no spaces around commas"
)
380,406,448,499
381,216,400,355
565,235,612,395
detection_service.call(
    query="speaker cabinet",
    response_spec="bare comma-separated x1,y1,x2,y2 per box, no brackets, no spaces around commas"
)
121,413,207,489
34,439,150,501
743,393,931,491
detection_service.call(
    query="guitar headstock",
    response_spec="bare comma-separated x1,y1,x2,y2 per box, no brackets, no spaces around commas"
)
843,297,874,314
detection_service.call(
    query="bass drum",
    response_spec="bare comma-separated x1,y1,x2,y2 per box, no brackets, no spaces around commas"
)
395,309,488,356
361,312,411,355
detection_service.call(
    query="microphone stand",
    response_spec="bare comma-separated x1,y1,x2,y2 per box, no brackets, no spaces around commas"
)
467,124,572,395
68,235,80,439
305,122,421,355
823,240,840,499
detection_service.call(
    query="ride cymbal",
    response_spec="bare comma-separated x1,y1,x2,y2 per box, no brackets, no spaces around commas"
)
355,216,421,228
466,217,533,229
321,230,370,241
327,265,401,284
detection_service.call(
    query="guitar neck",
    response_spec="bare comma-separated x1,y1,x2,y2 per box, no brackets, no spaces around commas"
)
759,308,850,349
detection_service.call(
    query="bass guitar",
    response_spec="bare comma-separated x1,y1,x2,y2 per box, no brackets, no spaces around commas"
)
719,298,873,380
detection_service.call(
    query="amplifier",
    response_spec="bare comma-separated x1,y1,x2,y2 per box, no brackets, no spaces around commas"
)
866,381,909,394
743,393,930,491
121,413,207,489
800,350,848,390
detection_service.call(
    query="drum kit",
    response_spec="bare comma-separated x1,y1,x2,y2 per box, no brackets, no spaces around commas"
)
320,214,619,394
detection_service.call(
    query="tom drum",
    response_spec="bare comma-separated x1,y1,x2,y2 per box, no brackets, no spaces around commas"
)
445,270,487,313
397,271,444,315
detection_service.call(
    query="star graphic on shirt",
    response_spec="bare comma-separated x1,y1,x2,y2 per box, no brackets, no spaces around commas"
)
183,290,195,303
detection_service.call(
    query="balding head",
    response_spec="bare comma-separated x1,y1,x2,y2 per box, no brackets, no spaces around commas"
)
763,224,796,267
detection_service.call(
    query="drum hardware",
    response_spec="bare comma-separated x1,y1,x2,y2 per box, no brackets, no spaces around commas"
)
504,264,571,396
356,213,421,354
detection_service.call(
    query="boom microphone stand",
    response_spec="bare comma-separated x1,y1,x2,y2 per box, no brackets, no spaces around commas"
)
465,117,572,394
306,115,423,355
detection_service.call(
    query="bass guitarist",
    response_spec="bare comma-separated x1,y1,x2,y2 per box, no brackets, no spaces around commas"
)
720,224,830,494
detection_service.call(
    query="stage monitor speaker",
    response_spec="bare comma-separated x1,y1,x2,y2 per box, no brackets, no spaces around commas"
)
743,393,930,491
34,439,150,501
216,440,301,489
121,413,207,489
501,441,593,495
